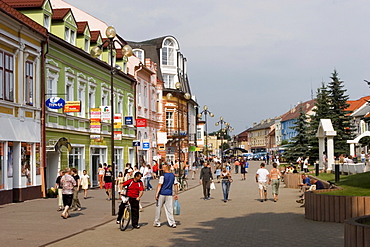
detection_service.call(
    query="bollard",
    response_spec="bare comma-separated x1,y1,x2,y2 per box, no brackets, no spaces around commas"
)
315,163,319,176
335,164,340,183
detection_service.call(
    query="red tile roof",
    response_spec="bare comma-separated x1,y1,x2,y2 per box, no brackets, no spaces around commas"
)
52,8,70,20
0,0,47,36
2,0,45,8
90,30,101,42
281,99,316,121
345,96,370,113
77,21,88,34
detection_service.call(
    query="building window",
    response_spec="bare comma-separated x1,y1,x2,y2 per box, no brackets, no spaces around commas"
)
44,14,50,31
162,39,175,66
21,143,32,186
84,39,89,52
0,51,14,101
133,49,144,62
166,112,174,128
144,85,147,107
25,61,34,105
65,27,70,42
128,98,134,116
163,74,174,88
69,147,83,170
65,27,75,44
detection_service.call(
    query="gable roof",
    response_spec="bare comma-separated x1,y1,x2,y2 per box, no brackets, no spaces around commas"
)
346,95,370,113
51,7,70,20
76,21,88,34
2,0,45,9
281,99,316,122
0,0,47,36
90,30,101,42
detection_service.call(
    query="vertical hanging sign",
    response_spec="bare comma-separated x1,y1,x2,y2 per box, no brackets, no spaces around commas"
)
114,113,122,140
90,108,101,136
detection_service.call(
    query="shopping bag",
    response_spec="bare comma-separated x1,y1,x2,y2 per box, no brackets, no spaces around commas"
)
210,181,216,190
173,199,180,215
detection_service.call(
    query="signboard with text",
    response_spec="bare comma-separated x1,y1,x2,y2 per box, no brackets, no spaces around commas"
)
64,101,81,112
100,106,111,122
136,118,147,127
125,116,133,125
46,97,65,109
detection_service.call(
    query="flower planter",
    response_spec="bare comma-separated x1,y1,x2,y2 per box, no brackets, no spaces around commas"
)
344,215,370,247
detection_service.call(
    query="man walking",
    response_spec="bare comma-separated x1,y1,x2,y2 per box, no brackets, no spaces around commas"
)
200,161,213,200
256,163,270,202
153,164,179,228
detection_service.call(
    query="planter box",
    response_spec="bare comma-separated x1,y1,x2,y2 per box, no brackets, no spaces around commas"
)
344,215,370,247
283,173,302,189
305,192,370,223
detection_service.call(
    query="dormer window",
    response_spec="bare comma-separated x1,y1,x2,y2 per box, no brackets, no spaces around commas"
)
65,27,75,45
162,39,175,66
44,14,50,31
133,49,144,62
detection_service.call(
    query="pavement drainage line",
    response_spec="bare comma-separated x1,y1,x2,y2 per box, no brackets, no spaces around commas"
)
40,183,201,247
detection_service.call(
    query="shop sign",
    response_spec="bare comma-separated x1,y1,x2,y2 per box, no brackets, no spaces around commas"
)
136,118,147,127
64,101,81,112
46,97,65,109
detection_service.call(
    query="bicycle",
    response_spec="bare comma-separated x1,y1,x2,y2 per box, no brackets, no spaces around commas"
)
177,176,188,191
119,198,131,231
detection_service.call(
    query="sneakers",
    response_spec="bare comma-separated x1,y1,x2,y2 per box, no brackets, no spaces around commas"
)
153,223,161,227
116,220,120,224
133,225,140,229
171,224,177,228
296,199,304,204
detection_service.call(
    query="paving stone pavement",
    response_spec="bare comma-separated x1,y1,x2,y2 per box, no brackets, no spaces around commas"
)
42,161,344,247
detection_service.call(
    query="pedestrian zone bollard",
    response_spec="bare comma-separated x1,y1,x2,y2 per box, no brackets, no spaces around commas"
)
335,164,340,183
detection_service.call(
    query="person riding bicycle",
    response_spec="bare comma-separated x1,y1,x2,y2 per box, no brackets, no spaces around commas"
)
116,172,144,229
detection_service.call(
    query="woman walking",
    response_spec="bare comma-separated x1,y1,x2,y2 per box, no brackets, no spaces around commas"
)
80,170,90,199
97,164,105,189
60,168,76,218
220,168,232,202
270,162,282,202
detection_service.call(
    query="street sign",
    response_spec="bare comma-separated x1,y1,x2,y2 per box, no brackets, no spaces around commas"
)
133,140,140,146
142,142,150,149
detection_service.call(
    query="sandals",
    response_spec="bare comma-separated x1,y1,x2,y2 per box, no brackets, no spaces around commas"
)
61,213,68,219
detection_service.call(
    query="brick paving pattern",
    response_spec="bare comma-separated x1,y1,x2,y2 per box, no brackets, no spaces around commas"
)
0,161,344,247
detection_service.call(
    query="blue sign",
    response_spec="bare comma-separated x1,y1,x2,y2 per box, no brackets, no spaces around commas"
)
46,97,65,109
142,142,150,149
133,140,140,146
125,116,133,125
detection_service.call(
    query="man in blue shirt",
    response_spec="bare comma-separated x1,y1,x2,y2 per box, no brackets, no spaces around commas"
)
153,164,179,228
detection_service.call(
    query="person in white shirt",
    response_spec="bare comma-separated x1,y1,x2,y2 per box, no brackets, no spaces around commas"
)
255,163,270,202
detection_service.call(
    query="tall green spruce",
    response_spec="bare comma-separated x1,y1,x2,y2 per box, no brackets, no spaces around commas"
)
307,83,331,161
326,70,354,156
284,104,310,162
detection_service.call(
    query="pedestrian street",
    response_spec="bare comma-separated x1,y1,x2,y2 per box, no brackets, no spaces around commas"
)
45,161,344,247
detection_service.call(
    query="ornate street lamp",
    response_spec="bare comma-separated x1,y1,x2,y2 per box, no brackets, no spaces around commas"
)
91,26,133,216
215,117,229,160
166,82,191,177
198,105,214,160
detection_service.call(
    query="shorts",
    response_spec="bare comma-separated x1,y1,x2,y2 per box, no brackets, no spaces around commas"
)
104,182,112,189
62,194,73,207
258,181,268,190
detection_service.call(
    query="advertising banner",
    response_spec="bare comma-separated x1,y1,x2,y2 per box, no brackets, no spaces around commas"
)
46,97,65,109
100,106,111,122
64,101,81,112
90,108,101,135
136,118,147,127
125,116,133,125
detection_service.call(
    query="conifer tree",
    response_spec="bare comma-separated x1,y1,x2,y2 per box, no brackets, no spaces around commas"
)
284,104,310,162
307,83,331,161
326,70,354,156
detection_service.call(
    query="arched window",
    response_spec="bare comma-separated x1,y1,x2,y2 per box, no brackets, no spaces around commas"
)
162,39,175,66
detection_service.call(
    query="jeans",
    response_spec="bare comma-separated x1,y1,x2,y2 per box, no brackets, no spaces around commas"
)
146,177,152,190
235,165,239,174
222,180,230,201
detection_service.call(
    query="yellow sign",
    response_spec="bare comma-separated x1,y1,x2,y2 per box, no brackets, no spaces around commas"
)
64,101,81,112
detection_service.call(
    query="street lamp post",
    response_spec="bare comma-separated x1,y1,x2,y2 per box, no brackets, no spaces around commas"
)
215,117,229,161
166,82,191,176
197,105,214,160
91,26,133,216
223,124,234,157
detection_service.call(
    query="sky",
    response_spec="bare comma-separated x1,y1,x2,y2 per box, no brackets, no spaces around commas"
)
65,0,370,134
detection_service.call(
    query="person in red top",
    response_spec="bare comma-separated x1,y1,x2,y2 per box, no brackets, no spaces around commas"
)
116,172,144,229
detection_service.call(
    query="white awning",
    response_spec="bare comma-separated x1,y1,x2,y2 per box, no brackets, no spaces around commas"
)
0,117,40,142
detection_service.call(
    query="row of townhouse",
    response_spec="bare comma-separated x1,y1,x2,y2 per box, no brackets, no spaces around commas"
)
233,96,370,156
0,0,198,205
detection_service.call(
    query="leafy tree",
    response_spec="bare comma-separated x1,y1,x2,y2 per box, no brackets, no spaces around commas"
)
326,70,354,156
284,104,310,162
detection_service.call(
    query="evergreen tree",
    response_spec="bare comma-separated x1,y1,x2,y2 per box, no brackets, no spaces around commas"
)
284,104,310,162
307,83,331,161
326,70,354,156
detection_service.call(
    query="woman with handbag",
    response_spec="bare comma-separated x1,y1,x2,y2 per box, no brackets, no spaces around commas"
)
270,162,282,202
220,168,232,202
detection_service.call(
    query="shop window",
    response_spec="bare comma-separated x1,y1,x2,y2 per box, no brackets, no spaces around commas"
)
36,143,40,175
21,143,32,185
0,142,3,189
7,142,13,177
69,147,82,170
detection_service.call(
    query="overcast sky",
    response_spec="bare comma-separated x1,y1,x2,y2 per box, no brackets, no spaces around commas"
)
65,0,370,134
